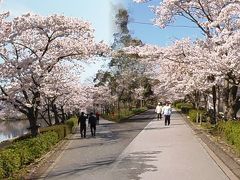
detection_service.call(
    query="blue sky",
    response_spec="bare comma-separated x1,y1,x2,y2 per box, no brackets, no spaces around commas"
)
0,0,203,46
1,0,120,44
0,0,203,81
125,0,204,46
0,0,120,82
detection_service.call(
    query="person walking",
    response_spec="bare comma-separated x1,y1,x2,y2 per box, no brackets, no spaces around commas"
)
162,103,172,126
78,112,87,138
155,102,163,120
88,112,97,137
96,111,100,125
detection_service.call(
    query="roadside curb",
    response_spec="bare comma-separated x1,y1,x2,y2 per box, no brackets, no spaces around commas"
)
179,111,240,179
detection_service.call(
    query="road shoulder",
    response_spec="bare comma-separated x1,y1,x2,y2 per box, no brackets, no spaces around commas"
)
180,112,240,179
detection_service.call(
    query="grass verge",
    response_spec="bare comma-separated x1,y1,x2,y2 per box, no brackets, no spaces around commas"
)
0,117,77,179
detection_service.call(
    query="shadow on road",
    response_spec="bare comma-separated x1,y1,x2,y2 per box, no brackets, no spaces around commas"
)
36,109,157,180
44,157,116,179
116,150,161,180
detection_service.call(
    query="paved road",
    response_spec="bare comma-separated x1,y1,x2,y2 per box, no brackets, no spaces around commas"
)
39,110,153,180
40,109,238,180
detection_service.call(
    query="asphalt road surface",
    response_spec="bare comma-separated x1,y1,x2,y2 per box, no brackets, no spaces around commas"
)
39,109,237,180
41,110,154,180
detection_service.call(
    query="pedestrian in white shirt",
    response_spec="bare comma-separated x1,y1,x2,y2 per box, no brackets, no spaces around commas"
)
155,102,163,120
162,103,172,126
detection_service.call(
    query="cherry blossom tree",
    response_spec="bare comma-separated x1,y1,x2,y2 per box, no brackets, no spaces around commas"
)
133,0,240,119
0,13,108,135
133,0,240,37
91,85,114,114
39,61,82,125
0,12,11,42
122,39,215,107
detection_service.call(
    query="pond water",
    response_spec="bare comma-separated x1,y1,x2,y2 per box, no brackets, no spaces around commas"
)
0,119,51,143
0,120,30,143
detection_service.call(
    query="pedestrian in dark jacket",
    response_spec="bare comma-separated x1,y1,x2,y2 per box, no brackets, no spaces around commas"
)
88,112,97,137
96,111,100,125
78,112,87,138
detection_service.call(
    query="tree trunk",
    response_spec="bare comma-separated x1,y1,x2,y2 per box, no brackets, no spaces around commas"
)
226,85,238,119
212,85,217,124
47,99,52,125
136,100,140,108
128,99,132,110
203,93,208,110
223,79,239,119
66,112,71,119
192,90,201,109
61,106,66,123
39,112,51,126
217,85,221,114
235,100,240,119
223,79,230,119
27,107,39,136
117,99,120,120
52,103,60,124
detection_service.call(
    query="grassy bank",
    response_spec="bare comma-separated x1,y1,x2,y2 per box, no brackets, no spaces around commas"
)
212,121,240,155
101,107,148,122
0,117,77,179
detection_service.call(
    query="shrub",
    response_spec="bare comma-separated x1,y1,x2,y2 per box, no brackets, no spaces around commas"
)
214,121,240,153
146,104,155,109
0,158,4,179
189,109,208,122
175,103,194,114
175,103,182,109
0,131,59,179
175,102,193,109
40,125,67,139
181,107,193,114
66,117,78,131
132,107,147,114
102,107,147,122
11,143,34,166
40,117,77,139
0,149,21,178
173,100,184,107
0,116,78,179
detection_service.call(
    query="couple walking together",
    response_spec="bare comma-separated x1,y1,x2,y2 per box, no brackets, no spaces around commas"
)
155,102,172,126
78,112,99,138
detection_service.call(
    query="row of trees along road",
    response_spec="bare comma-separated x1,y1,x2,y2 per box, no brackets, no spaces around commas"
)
1,0,240,137
0,12,109,136
121,0,240,122
94,8,155,116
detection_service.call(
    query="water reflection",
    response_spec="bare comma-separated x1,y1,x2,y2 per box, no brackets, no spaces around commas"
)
0,120,30,143
0,118,56,143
